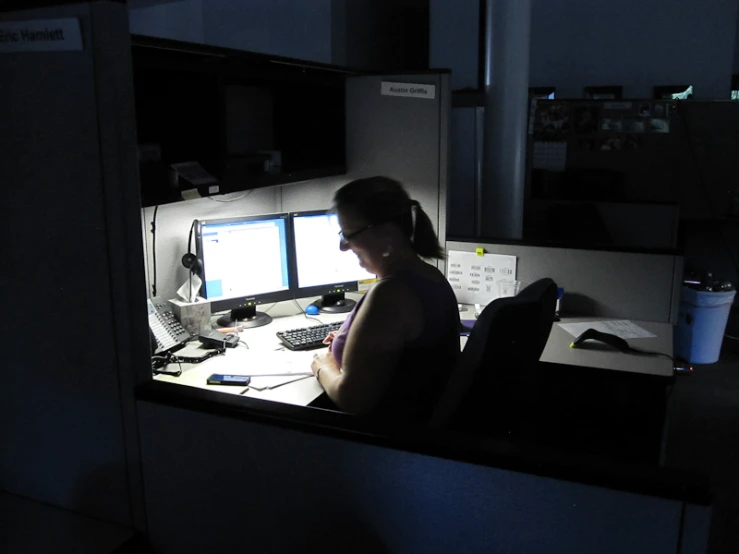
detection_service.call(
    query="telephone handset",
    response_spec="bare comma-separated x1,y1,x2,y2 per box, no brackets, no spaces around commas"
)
147,298,193,354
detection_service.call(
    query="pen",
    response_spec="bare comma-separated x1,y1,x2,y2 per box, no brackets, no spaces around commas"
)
248,375,313,391
244,372,313,378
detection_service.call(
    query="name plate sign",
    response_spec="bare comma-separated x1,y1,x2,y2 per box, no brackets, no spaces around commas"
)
0,19,83,53
381,81,436,100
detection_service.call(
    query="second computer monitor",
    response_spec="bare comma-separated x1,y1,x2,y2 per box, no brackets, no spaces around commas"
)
291,210,376,313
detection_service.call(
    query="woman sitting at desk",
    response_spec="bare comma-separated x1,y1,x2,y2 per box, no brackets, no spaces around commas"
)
311,176,460,422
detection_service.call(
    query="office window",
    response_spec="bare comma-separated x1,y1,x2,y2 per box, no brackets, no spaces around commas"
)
653,85,692,100
529,86,555,100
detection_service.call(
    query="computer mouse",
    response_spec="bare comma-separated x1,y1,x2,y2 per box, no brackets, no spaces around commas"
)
570,328,631,353
305,305,320,315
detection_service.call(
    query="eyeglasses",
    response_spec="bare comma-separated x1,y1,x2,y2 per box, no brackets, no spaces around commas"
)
338,223,374,244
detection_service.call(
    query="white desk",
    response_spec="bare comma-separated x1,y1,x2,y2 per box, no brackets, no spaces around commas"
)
459,306,674,377
154,309,347,406
157,304,675,408
542,317,674,377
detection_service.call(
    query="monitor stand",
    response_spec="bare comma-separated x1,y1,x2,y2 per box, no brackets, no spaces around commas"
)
310,292,356,314
216,305,272,329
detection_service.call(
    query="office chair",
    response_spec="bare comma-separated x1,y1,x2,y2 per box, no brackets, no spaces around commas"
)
431,278,558,440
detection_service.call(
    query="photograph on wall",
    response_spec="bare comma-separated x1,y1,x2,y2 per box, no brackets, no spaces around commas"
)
638,102,651,116
532,141,567,171
577,138,596,151
648,118,670,133
624,134,642,149
599,117,623,132
533,103,570,141
574,106,599,134
623,118,646,133
599,136,623,151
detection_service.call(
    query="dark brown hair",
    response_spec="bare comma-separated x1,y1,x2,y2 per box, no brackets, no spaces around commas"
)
333,176,444,259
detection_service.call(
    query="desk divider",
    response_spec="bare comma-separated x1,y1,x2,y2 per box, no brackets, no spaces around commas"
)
446,240,683,324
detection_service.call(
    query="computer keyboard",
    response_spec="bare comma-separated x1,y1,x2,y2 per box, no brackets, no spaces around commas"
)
276,321,344,351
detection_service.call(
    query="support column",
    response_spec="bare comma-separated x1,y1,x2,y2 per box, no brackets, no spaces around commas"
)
479,0,531,239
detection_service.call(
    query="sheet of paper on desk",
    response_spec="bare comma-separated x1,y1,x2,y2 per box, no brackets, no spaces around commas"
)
447,250,517,305
201,349,314,376
557,320,656,340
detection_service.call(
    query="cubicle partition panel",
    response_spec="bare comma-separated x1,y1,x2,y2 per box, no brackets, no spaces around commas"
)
137,400,710,554
447,240,683,324
282,73,451,246
333,73,450,270
0,2,147,530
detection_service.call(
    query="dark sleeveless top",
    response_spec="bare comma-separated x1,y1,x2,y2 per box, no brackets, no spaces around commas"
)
330,271,461,423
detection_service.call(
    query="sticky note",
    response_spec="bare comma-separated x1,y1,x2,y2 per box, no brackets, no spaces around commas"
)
181,189,201,201
358,278,378,293
475,248,485,257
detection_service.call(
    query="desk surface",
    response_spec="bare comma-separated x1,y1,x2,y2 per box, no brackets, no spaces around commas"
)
157,306,675,407
541,317,674,377
155,309,347,406
460,305,674,378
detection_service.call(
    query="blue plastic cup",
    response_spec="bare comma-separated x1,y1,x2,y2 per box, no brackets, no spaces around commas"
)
675,286,736,364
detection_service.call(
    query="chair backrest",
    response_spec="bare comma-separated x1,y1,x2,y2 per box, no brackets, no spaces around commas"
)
431,278,558,437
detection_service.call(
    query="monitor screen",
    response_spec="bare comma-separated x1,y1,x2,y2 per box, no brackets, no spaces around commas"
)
196,213,293,327
291,210,375,313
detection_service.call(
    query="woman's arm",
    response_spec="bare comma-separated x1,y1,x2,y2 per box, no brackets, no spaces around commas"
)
311,278,423,414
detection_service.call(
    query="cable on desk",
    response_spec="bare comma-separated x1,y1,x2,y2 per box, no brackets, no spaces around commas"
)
152,365,182,377
293,299,323,324
152,348,225,375
150,205,159,297
627,347,696,377
627,347,675,364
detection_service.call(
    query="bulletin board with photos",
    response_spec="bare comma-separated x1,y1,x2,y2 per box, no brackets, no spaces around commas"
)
526,99,739,222
528,99,679,204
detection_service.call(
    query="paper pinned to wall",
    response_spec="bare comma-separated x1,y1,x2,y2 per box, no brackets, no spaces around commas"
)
557,320,656,340
532,141,567,171
447,250,517,305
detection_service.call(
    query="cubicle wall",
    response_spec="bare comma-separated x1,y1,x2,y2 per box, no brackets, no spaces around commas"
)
137,400,710,554
447,240,683,324
282,72,450,263
0,2,148,530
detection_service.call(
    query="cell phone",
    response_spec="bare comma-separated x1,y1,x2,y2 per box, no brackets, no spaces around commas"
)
206,374,251,386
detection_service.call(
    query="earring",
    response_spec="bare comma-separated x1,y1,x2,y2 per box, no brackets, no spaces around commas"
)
382,244,394,258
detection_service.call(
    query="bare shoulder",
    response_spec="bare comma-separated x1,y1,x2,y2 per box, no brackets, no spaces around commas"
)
356,277,424,340
366,277,415,303
362,278,419,319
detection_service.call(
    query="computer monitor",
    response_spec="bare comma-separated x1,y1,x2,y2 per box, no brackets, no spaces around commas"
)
290,209,376,313
195,213,293,328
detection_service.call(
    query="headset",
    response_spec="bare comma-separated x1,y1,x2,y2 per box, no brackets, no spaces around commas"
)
181,219,202,275
180,220,202,303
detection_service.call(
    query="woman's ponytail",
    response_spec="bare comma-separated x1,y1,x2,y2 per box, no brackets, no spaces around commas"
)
410,202,444,259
